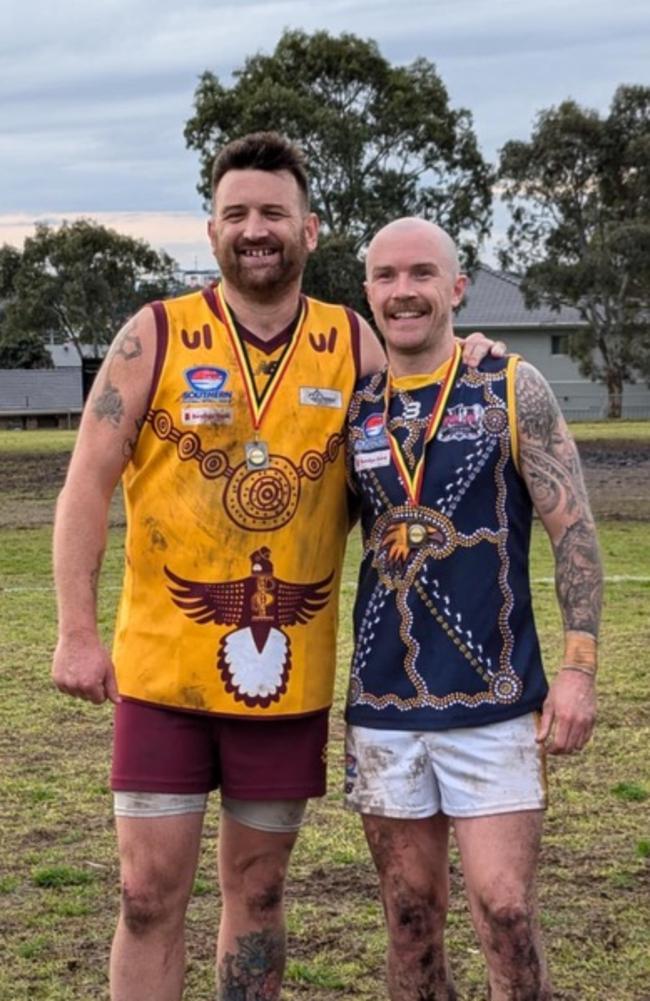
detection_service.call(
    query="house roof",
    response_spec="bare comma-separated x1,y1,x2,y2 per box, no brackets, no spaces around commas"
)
0,368,83,414
455,264,585,329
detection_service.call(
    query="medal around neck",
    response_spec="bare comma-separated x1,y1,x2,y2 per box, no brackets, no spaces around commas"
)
407,522,428,547
245,440,269,471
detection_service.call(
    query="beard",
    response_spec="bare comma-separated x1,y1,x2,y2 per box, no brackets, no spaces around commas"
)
215,233,310,301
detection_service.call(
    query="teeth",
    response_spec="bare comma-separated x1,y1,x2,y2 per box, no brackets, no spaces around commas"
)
242,248,277,257
393,311,422,318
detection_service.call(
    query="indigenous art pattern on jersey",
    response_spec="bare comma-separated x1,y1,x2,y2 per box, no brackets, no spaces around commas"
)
346,357,547,732
112,286,359,718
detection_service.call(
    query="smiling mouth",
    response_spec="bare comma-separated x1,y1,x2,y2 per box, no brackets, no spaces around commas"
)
238,247,280,259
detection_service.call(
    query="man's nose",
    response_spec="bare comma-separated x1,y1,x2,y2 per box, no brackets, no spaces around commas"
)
242,212,270,241
388,270,418,298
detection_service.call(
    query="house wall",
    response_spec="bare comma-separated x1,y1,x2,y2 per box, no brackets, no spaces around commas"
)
457,327,650,420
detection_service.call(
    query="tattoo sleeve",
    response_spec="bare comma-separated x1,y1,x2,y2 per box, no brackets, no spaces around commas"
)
516,362,602,637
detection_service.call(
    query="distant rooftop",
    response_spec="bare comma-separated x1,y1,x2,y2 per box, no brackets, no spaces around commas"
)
0,368,83,414
455,264,585,328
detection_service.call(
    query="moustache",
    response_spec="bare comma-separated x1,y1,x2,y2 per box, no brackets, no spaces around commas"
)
384,297,432,317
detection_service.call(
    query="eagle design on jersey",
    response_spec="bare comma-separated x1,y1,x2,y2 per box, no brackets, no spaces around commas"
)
164,549,334,708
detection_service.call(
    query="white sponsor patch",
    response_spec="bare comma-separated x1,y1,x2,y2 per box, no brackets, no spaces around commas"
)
181,405,232,426
354,449,391,471
299,386,342,408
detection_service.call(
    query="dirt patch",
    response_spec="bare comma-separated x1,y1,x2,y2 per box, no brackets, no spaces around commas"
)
1,439,647,529
578,439,650,521
0,451,124,528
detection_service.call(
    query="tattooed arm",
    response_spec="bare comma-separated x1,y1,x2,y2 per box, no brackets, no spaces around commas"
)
52,308,157,704
516,361,603,754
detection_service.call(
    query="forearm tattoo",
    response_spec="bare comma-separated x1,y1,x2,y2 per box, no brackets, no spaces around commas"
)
517,362,602,637
555,521,603,633
218,930,284,1001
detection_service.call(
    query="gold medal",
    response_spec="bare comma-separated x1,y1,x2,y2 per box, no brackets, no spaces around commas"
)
407,522,427,547
245,441,269,470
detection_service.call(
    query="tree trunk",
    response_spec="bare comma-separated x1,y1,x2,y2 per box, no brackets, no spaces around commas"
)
605,370,623,419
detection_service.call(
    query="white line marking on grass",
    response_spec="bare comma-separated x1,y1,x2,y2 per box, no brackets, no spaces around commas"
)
2,577,650,594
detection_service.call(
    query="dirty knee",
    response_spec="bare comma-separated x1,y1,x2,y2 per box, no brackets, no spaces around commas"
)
480,899,539,966
386,892,447,948
120,884,177,936
245,880,284,922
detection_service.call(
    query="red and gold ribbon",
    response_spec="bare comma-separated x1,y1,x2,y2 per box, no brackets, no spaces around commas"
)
215,282,307,433
384,343,462,507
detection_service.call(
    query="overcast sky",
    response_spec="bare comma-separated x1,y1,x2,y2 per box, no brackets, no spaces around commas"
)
1,0,648,270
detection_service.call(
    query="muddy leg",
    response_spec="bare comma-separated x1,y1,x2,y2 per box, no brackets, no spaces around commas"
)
455,810,552,1001
363,813,457,1000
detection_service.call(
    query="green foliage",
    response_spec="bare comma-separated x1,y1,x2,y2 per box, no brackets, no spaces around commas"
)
612,782,648,803
302,232,368,317
637,840,650,859
3,220,178,362
499,85,650,418
32,866,94,888
0,244,22,298
0,325,53,368
184,29,492,268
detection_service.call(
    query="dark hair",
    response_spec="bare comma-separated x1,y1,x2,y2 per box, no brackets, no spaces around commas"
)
211,131,310,207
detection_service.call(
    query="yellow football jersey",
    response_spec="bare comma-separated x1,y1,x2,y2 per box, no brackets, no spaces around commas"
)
112,284,361,717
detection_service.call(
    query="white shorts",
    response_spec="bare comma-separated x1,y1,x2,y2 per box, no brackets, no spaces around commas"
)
113,792,307,833
345,713,547,819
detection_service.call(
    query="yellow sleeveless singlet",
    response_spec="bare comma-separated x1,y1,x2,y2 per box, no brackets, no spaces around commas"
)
112,284,360,717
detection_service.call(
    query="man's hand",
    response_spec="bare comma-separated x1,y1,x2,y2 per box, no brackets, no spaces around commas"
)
457,332,506,368
52,632,121,705
537,669,596,755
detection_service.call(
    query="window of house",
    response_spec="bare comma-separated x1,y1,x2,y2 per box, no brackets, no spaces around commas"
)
551,334,570,355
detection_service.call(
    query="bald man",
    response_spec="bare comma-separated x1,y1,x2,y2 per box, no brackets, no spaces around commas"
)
344,218,602,1000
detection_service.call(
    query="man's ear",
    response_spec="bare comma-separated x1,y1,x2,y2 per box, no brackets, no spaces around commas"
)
305,212,320,252
452,273,468,308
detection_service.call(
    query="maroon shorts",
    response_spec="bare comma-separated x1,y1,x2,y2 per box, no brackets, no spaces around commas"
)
111,700,328,800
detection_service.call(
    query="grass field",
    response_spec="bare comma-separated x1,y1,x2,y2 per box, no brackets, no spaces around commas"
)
1,426,649,1000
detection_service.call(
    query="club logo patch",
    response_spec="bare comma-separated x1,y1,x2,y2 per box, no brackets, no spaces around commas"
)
183,366,233,404
355,413,389,452
438,403,484,442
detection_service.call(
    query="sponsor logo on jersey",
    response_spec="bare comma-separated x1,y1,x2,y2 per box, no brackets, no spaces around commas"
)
438,403,485,442
181,405,233,427
299,386,343,408
183,366,233,404
355,412,389,452
354,448,391,472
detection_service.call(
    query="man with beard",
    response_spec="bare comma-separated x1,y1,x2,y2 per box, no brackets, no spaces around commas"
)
52,134,501,1001
344,218,602,1000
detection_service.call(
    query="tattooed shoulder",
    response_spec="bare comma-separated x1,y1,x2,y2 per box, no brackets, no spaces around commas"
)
515,361,562,446
107,315,143,363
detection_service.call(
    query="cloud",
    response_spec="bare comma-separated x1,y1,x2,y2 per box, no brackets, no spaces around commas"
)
1,0,648,264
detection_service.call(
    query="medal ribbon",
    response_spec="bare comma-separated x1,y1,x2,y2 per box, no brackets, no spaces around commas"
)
385,342,462,507
215,282,307,433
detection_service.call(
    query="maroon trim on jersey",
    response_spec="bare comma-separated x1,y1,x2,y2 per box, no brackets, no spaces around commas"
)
233,298,304,355
145,302,169,413
202,282,225,323
203,282,304,356
345,307,361,379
